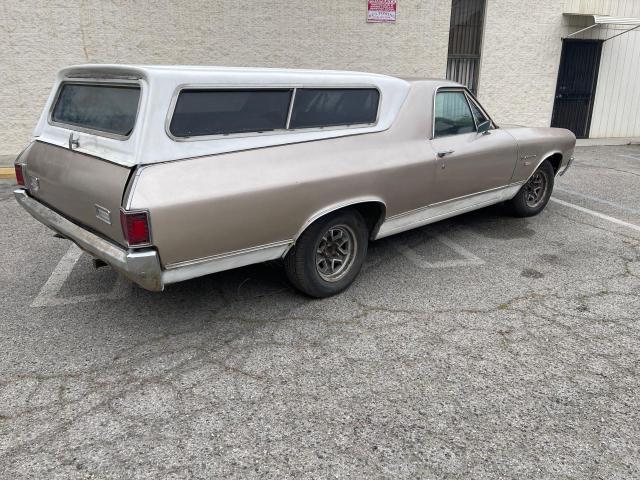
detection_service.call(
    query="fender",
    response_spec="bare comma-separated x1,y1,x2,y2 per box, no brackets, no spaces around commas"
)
291,196,387,243
524,150,563,183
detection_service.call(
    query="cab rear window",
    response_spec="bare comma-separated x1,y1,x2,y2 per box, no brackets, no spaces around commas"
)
51,83,140,137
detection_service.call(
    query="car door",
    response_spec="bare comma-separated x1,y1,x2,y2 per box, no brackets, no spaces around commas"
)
429,88,518,204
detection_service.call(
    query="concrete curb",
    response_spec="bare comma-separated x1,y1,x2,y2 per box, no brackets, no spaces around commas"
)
576,137,640,147
0,167,16,180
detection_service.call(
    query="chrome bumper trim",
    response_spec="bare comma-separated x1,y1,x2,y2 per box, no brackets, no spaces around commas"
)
559,156,574,176
14,188,163,291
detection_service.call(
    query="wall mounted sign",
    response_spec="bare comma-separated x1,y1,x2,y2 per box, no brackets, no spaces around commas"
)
367,0,397,23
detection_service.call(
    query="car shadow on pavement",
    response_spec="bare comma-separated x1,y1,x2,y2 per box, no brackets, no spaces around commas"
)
131,202,538,306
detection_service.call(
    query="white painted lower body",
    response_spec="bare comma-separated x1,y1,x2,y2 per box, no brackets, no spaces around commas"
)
160,183,524,285
162,240,292,285
375,183,523,239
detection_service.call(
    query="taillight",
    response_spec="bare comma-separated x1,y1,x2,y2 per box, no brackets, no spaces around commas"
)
120,209,151,246
15,164,25,186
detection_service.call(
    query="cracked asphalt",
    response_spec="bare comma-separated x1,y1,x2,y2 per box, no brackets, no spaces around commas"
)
1,145,639,479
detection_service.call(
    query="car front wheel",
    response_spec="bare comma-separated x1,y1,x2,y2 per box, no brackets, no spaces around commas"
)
284,210,369,298
508,159,555,217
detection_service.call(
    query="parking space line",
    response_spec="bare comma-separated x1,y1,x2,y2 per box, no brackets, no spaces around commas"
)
555,187,640,216
31,244,130,307
550,198,640,233
395,234,484,269
617,154,640,161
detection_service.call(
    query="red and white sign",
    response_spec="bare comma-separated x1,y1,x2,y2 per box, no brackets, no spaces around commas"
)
367,0,397,23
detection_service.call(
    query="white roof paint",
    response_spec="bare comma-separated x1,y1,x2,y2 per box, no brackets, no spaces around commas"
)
33,64,412,166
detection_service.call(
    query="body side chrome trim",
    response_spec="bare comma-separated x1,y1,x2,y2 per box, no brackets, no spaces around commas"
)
162,240,292,285
559,156,575,176
527,151,563,180
165,239,293,270
293,196,387,242
375,183,523,239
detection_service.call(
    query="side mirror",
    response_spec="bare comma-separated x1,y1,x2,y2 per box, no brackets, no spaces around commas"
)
477,120,492,135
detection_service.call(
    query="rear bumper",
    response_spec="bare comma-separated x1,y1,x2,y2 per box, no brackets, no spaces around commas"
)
14,188,164,291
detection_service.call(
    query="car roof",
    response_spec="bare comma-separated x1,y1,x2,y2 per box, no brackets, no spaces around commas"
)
59,64,462,89
39,65,417,166
398,77,464,88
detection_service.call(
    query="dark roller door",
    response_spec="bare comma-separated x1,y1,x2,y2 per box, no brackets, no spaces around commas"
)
551,39,603,138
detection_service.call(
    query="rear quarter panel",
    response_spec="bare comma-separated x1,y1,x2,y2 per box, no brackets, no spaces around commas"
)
129,86,438,267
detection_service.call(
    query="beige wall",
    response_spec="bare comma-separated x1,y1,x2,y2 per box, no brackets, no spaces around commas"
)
0,0,451,156
2,0,638,155
478,0,640,137
477,1,568,129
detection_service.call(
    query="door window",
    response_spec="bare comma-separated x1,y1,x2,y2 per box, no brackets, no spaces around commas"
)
467,95,489,127
434,91,476,138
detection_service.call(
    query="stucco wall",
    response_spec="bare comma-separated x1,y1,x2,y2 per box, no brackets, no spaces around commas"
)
0,0,451,156
476,1,568,128
478,0,640,137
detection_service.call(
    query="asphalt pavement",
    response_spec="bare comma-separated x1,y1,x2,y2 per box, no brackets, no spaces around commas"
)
1,145,639,479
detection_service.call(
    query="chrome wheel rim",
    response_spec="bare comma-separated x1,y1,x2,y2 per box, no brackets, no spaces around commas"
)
315,225,357,282
524,170,548,208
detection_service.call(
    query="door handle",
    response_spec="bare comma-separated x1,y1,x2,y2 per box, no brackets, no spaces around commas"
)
437,150,454,158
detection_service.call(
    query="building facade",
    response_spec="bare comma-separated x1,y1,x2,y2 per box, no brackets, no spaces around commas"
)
1,0,639,155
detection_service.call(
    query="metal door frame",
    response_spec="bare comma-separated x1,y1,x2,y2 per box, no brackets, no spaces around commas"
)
551,38,603,139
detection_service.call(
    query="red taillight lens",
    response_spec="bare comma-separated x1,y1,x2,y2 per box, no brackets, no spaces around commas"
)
120,210,151,246
15,164,25,186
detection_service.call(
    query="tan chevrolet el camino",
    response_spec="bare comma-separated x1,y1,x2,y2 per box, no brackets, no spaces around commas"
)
14,65,575,297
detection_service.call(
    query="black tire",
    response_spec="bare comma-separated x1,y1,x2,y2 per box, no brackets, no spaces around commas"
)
508,159,555,217
284,210,369,298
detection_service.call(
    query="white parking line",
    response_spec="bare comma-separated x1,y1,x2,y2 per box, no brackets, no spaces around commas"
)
395,234,484,269
617,154,640,161
550,198,640,233
555,187,640,215
31,244,130,307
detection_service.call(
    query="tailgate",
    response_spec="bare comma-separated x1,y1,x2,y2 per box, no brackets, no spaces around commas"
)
21,141,132,246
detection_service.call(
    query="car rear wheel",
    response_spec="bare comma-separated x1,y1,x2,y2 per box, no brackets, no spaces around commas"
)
508,159,555,217
284,210,369,298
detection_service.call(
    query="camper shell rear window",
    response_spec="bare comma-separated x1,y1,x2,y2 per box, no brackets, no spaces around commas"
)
50,82,141,138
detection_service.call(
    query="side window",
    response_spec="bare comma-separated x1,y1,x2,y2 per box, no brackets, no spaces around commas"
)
289,88,379,129
169,89,292,137
467,95,489,127
434,91,476,138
